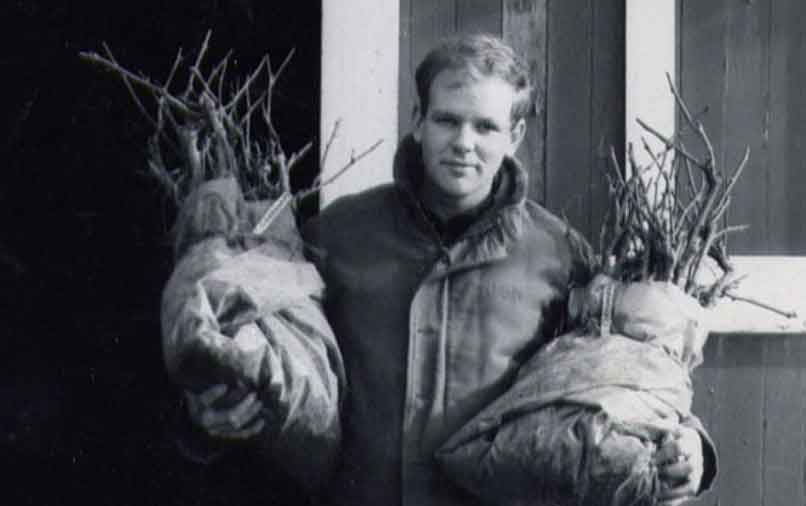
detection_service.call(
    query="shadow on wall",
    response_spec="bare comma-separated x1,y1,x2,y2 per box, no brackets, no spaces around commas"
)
0,1,321,504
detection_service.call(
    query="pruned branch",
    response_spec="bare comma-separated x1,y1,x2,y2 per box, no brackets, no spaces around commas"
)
81,32,307,208
296,137,384,201
596,77,796,318
723,291,798,319
83,32,384,247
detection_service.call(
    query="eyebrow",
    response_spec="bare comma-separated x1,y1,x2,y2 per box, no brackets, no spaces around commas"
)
430,108,504,126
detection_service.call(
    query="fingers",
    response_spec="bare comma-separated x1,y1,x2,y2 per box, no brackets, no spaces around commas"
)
185,384,230,420
185,385,266,440
656,458,696,502
202,391,263,432
197,384,229,406
657,459,694,485
657,497,688,506
209,415,266,440
654,444,689,468
654,426,705,502
212,391,263,429
654,427,699,466
653,429,680,465
657,477,696,502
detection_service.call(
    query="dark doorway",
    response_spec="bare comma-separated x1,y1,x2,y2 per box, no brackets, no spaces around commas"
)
1,2,321,504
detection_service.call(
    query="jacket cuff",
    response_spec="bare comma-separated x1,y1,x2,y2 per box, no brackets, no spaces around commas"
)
680,415,718,494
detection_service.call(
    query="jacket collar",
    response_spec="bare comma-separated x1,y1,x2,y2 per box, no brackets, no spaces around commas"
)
392,134,530,267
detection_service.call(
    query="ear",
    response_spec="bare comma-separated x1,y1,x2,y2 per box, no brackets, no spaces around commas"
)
508,118,527,154
412,104,424,143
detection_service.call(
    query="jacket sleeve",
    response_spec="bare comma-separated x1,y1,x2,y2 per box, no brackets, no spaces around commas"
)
681,414,718,494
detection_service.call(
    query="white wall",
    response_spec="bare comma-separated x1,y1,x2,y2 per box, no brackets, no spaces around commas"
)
320,0,399,206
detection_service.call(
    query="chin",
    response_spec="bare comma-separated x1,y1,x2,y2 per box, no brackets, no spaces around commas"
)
440,184,478,199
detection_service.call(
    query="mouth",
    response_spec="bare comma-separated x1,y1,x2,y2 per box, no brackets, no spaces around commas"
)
442,160,478,172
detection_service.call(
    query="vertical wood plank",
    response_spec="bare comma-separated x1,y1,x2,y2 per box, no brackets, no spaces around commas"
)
690,334,722,505
410,0,457,67
762,335,806,506
720,0,770,253
504,0,547,204
711,334,765,506
456,0,502,36
768,0,806,253
682,0,806,254
679,0,728,223
546,0,593,236
320,0,398,204
402,0,457,135
590,0,625,249
692,334,806,506
399,0,415,138
691,333,721,453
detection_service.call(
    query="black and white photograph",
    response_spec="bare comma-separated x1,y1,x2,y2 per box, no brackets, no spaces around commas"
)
3,1,806,505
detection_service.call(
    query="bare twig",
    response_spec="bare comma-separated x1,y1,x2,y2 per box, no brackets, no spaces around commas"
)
595,78,791,317
636,118,700,168
183,29,211,99
319,119,342,171
81,33,312,210
296,138,384,201
723,291,798,319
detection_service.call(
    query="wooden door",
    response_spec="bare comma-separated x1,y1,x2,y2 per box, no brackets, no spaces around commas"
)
691,332,806,506
680,4,806,505
680,0,806,254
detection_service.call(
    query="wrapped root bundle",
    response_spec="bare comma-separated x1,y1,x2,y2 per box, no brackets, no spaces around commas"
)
437,278,707,506
160,177,345,489
436,77,744,506
81,33,353,489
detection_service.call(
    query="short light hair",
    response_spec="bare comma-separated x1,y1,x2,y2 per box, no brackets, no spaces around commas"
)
414,33,533,123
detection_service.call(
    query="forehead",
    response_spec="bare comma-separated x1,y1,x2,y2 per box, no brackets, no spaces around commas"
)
428,68,516,119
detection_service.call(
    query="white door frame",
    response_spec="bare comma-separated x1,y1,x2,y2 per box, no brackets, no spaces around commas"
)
625,0,804,333
319,0,398,206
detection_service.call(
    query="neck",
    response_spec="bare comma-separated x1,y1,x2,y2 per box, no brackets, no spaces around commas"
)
418,179,493,223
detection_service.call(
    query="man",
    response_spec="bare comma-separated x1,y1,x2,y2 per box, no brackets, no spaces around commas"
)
182,34,715,505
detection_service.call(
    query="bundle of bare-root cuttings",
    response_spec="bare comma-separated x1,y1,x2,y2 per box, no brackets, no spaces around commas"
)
436,75,794,506
574,73,796,320
80,32,378,487
80,30,380,257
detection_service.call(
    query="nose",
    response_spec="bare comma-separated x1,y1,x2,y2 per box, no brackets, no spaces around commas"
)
452,123,475,154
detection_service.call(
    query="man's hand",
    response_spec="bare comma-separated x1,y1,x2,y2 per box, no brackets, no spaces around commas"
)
185,384,265,440
654,426,704,505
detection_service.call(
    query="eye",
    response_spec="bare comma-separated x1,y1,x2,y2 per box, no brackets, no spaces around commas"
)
434,115,459,127
475,121,500,134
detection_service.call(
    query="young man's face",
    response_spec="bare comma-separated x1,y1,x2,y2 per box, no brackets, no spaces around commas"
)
414,68,526,215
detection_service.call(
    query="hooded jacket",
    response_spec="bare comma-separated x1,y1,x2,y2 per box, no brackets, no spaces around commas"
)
302,135,592,506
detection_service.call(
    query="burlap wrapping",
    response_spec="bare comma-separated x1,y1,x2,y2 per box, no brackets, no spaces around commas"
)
160,177,345,489
436,282,708,506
